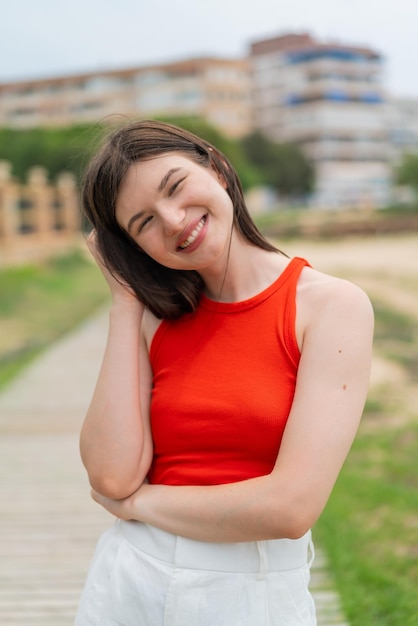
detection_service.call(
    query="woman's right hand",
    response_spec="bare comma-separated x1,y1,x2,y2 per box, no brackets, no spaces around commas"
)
86,230,141,308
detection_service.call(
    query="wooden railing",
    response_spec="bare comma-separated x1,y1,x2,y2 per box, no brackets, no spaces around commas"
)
0,161,82,265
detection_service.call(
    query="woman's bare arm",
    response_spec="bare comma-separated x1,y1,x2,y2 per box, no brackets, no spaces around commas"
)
93,274,374,540
79,233,153,499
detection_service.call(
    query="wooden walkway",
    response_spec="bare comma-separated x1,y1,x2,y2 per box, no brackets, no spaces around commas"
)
0,312,348,625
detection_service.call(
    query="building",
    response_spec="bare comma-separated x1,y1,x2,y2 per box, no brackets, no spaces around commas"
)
387,96,418,164
250,33,391,207
0,57,251,138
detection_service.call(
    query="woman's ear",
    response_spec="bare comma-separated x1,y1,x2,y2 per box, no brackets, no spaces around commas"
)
218,173,228,190
208,147,229,189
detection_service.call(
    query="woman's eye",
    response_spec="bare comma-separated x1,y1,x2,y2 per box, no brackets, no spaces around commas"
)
168,177,185,197
138,216,153,232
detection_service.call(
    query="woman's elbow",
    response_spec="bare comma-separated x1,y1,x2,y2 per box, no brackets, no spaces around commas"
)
284,517,314,540
86,456,152,499
87,472,142,500
269,494,321,540
81,443,153,500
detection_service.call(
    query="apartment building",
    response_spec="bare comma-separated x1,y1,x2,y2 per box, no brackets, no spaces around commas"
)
0,57,251,138
387,97,418,164
250,33,390,207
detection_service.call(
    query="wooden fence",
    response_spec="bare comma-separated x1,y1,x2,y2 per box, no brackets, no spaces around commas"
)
0,161,82,265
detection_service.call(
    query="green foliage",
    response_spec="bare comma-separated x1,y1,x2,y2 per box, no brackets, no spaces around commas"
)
0,249,109,389
396,152,418,192
240,131,315,196
0,124,106,182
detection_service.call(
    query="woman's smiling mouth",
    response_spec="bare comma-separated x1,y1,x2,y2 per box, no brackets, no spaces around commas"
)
177,215,207,251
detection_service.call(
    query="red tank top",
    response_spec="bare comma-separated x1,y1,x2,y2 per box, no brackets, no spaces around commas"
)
148,257,309,486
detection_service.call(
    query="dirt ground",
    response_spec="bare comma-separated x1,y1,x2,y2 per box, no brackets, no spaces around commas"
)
283,232,418,279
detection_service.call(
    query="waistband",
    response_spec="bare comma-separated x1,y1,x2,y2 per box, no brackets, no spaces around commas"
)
117,520,313,573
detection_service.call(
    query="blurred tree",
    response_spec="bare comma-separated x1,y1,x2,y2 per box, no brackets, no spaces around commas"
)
0,125,104,182
396,152,418,193
240,131,315,197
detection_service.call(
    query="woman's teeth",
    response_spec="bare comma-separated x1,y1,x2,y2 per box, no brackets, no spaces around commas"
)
179,216,206,249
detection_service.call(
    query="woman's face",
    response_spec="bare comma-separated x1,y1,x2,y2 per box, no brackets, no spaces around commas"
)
116,153,235,273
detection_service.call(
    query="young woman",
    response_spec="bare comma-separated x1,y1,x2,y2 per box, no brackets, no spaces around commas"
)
75,119,374,625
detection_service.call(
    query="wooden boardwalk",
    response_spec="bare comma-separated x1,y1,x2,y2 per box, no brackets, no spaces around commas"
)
0,312,348,625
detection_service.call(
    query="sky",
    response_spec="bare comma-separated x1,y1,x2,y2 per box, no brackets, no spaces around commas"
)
2,0,418,97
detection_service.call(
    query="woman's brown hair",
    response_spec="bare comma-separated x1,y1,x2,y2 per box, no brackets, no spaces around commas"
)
82,119,279,319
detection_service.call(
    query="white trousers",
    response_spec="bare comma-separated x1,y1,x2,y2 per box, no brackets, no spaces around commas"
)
75,520,317,625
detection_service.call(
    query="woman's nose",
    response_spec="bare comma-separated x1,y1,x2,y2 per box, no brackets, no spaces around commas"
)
160,205,185,236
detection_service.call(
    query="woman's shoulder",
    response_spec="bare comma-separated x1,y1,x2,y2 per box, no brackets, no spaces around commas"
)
298,265,372,306
296,265,374,342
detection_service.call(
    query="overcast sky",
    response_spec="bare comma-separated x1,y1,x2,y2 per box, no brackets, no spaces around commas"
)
2,0,418,97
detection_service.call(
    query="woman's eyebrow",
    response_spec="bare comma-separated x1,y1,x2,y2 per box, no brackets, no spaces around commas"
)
127,210,145,233
158,167,181,192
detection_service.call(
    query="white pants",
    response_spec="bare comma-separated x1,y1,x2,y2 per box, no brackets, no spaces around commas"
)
75,520,316,625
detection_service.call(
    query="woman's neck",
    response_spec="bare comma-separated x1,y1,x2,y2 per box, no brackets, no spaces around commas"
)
200,239,289,303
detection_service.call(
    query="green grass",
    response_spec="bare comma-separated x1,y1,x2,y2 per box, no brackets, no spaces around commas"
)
314,301,418,625
0,249,109,389
315,425,418,625
372,301,418,380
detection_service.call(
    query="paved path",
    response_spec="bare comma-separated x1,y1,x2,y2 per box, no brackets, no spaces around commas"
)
0,310,348,625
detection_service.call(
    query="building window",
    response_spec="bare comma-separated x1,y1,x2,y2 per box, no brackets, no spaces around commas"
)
69,101,103,112
286,49,377,64
6,107,37,118
84,77,127,93
360,93,384,103
283,92,384,106
135,71,166,86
